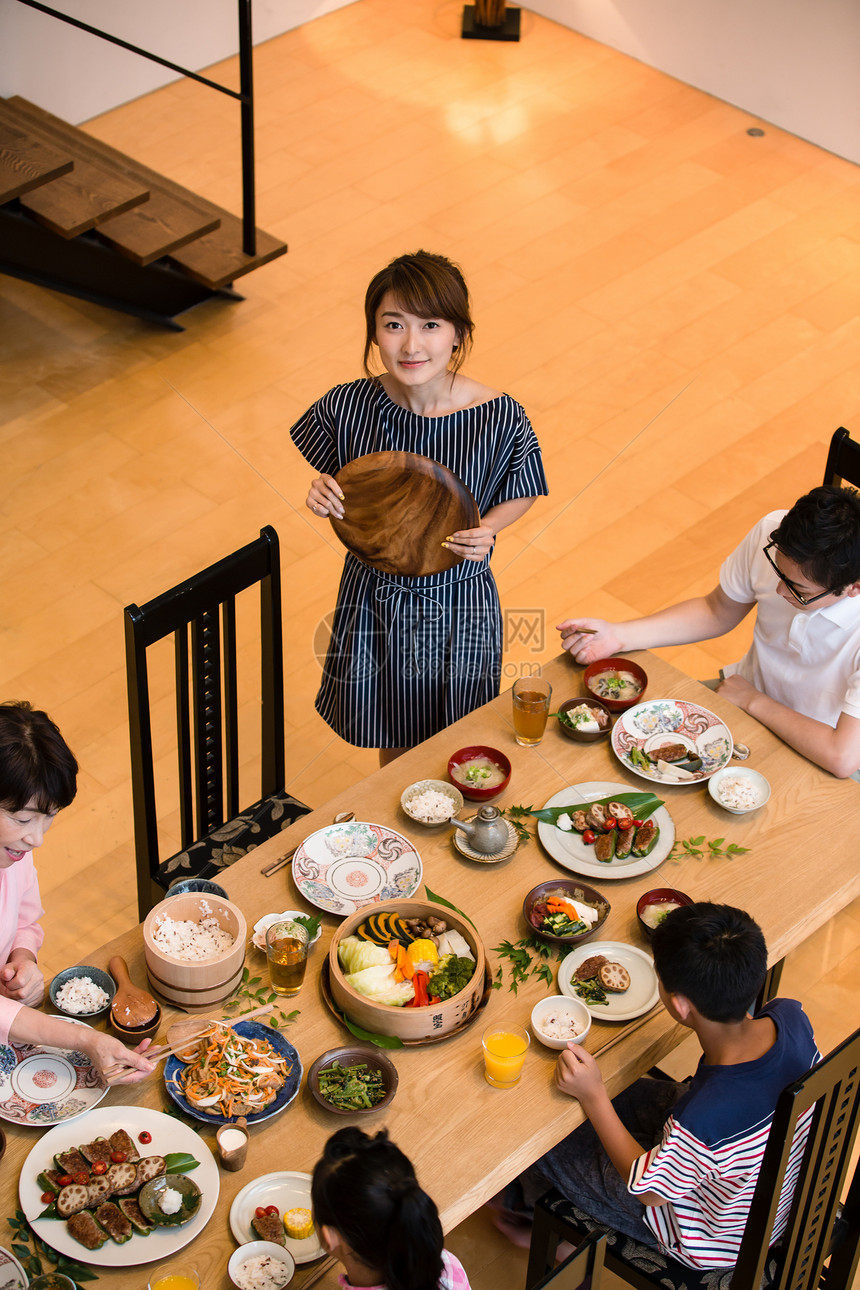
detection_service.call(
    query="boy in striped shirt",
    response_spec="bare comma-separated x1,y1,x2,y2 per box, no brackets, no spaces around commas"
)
517,903,819,1269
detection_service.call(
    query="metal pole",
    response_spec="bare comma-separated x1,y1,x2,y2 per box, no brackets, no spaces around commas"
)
238,0,256,257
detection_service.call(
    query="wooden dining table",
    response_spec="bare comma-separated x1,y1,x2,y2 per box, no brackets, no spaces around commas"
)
5,651,859,1289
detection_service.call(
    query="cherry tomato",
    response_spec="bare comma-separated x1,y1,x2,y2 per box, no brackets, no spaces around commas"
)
632,819,643,828
138,1131,152,1144
40,1191,56,1204
57,1174,73,1187
604,816,617,830
110,1151,127,1163
265,1205,279,1217
582,829,596,845
255,1206,268,1219
92,1161,108,1175
72,1172,89,1185
617,817,634,830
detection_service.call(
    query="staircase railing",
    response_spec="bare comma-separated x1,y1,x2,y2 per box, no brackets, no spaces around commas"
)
9,0,257,255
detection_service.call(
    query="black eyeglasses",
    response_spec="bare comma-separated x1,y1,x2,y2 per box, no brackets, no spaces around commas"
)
762,542,834,606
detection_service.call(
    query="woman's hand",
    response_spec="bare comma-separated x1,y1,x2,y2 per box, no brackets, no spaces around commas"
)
443,524,496,562
557,617,621,664
0,959,44,1007
306,475,345,520
89,1034,155,1085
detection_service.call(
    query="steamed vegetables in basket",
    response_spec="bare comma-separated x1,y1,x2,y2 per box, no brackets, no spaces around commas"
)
338,912,476,1008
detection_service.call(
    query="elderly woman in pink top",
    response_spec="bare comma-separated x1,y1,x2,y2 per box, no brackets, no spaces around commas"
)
0,702,152,1082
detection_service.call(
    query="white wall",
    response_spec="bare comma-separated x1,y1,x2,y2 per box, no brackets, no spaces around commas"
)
1,0,359,124
523,0,860,166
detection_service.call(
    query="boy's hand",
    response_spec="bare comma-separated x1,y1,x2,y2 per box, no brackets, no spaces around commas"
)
715,673,757,712
0,960,44,1007
555,1042,605,1104
557,618,621,664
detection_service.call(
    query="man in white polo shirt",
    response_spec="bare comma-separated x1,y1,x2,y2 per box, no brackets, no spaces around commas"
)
557,486,860,779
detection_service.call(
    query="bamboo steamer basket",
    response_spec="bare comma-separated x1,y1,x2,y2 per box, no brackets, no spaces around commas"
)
143,893,247,1010
329,899,486,1041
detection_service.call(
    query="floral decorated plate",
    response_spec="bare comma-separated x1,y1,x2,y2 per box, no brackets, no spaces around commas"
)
611,699,733,783
0,1246,27,1290
292,821,422,915
0,1018,106,1126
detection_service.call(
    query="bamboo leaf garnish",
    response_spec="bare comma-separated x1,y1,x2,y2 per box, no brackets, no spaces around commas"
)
424,884,477,929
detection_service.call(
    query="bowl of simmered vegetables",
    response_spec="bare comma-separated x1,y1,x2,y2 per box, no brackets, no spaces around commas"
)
307,1045,398,1115
556,696,612,743
523,879,610,947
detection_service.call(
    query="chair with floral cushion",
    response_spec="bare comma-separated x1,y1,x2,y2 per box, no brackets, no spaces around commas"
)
124,525,311,919
526,1024,860,1290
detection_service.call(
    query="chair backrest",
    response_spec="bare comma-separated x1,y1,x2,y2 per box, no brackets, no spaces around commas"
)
124,526,284,919
733,1023,860,1290
823,427,860,489
531,1231,607,1290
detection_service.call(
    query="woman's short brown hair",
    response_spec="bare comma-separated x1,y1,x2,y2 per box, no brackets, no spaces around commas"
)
0,701,78,813
363,250,474,378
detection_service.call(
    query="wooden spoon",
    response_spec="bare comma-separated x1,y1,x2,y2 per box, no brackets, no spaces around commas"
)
108,955,158,1028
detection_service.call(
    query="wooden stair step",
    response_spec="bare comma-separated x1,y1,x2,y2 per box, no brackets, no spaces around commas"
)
169,219,286,290
0,100,149,238
8,96,221,265
0,114,73,203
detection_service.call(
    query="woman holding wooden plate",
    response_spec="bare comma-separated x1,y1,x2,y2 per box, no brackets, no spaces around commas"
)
291,250,548,764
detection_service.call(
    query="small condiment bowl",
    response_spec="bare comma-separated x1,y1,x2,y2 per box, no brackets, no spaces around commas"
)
252,912,322,952
108,1003,162,1042
556,696,612,743
707,766,771,814
400,779,464,826
447,745,512,801
228,1241,295,1290
138,1173,202,1227
167,878,229,899
48,966,116,1020
531,995,591,1050
637,887,694,938
307,1044,398,1115
523,879,610,947
583,657,648,713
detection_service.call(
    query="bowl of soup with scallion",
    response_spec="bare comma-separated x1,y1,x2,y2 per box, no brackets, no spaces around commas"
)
637,888,694,937
447,746,511,801
583,657,648,712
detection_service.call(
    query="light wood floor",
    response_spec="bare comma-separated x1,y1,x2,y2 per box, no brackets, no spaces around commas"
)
2,1,860,1283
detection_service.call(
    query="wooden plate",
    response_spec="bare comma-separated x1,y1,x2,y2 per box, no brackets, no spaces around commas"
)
330,451,480,576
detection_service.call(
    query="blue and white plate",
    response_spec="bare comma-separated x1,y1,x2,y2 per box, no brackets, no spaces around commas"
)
164,1019,302,1126
292,821,422,915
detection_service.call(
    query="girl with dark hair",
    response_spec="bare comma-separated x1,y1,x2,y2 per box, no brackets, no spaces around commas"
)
311,1127,470,1290
0,702,153,1082
291,249,548,765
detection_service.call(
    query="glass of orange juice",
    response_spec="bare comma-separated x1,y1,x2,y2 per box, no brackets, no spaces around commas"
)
512,676,552,747
148,1265,200,1290
482,1023,530,1088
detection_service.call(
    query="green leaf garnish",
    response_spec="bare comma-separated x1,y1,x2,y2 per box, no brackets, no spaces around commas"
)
424,884,476,929
163,1151,200,1174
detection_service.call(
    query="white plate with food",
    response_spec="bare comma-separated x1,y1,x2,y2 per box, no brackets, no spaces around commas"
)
611,699,733,783
19,1104,219,1267
0,1018,107,1126
558,941,660,1022
0,1246,28,1290
230,1171,326,1264
537,783,674,880
292,821,422,915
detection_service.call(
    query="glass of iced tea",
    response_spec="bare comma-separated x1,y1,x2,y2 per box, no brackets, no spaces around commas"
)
512,676,552,746
266,919,310,997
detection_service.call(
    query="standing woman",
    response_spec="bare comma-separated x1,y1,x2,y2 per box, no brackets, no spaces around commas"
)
291,250,548,764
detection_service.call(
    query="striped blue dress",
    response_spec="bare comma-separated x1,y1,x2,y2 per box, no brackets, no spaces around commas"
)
290,380,548,748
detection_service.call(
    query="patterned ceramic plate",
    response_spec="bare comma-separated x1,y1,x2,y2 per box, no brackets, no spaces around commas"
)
0,1018,106,1126
292,821,422,915
611,699,733,783
0,1246,27,1290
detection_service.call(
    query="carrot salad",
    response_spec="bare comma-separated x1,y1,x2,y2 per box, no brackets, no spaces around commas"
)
173,1023,289,1117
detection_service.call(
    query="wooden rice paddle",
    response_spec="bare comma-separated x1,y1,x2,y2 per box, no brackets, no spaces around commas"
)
108,955,158,1028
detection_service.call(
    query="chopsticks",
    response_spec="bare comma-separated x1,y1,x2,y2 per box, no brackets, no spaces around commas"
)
260,844,298,878
102,1002,275,1083
297,1254,337,1290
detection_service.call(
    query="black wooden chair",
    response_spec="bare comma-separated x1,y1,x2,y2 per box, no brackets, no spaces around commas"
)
526,1024,860,1290
530,1231,607,1290
823,427,860,489
124,525,311,920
